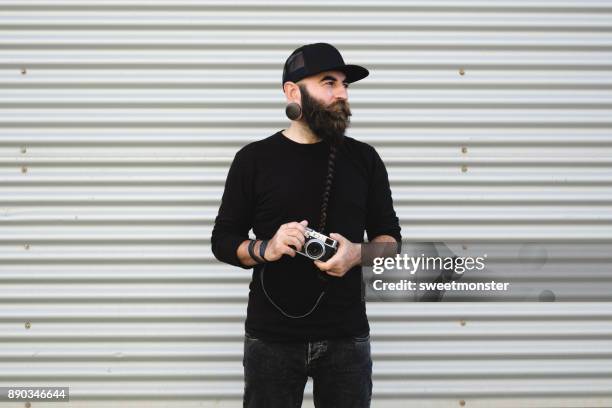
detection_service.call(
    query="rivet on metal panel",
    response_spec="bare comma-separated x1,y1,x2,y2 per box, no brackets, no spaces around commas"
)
459,68,465,76
461,165,468,173
21,166,28,173
24,244,30,250
21,146,27,154
25,321,31,329
462,244,468,250
459,400,466,406
461,146,467,154
25,402,31,408
21,68,27,75
460,320,466,326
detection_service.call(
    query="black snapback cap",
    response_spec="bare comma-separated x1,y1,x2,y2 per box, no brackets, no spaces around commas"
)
282,42,369,89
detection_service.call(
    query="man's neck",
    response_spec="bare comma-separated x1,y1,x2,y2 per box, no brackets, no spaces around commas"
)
282,122,321,144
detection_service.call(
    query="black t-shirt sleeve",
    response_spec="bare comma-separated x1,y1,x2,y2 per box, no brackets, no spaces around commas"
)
211,146,255,269
365,146,402,243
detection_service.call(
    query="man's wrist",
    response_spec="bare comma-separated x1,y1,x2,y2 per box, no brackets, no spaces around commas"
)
258,239,270,262
349,242,362,268
249,239,263,263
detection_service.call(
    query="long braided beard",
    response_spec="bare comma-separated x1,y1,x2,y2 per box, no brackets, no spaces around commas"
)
299,84,351,147
317,144,336,233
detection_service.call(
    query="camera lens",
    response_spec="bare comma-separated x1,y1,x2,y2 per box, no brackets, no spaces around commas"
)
305,241,324,259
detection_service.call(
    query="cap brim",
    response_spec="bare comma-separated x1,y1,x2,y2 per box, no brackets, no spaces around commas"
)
325,65,370,84
336,64,369,83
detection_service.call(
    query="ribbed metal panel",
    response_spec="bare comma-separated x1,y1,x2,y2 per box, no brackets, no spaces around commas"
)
1,1,611,406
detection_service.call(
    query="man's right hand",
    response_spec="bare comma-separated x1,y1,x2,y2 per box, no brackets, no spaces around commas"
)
265,220,308,261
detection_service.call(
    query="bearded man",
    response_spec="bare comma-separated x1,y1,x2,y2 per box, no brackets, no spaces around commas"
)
211,42,401,408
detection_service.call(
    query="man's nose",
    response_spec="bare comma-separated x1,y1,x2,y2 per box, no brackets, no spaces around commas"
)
334,85,348,101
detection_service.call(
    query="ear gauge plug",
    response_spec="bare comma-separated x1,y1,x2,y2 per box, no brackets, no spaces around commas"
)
285,102,302,120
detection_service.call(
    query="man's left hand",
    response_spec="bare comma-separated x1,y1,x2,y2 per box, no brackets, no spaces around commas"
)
314,233,361,277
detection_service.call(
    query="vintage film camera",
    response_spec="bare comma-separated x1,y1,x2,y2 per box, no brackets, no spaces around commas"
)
294,227,338,262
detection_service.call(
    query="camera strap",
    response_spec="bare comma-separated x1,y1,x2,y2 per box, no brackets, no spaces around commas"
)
260,264,327,319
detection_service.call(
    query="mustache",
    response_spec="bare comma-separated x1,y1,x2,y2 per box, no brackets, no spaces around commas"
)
329,100,351,118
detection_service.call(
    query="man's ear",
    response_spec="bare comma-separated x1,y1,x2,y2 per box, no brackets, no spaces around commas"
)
283,81,301,103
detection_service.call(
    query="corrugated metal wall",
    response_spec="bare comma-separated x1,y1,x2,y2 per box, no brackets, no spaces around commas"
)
1,1,611,407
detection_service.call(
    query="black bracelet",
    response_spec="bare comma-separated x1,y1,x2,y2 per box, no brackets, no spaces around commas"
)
259,239,269,262
247,240,260,263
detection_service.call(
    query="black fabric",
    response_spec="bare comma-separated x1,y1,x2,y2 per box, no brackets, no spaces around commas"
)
243,334,372,407
211,130,401,342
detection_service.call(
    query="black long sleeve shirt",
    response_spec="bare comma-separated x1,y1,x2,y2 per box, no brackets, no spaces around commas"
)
211,130,401,342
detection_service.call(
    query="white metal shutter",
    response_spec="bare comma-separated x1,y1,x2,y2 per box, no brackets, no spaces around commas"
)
0,1,611,407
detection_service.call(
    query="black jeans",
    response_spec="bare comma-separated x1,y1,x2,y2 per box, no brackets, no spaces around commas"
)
243,332,372,408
